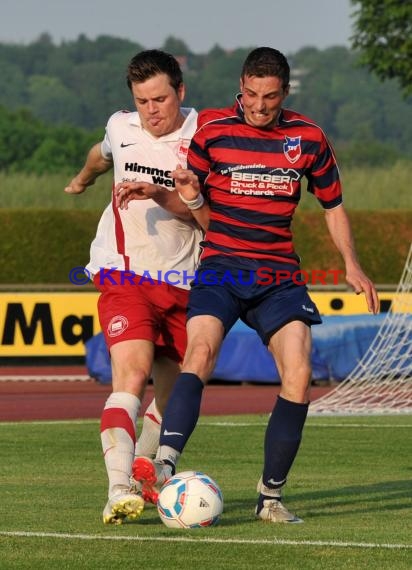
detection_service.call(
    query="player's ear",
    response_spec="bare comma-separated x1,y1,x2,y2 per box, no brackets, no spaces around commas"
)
178,82,185,102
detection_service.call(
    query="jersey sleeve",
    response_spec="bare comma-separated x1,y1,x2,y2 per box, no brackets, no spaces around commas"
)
187,109,219,193
100,130,112,160
306,133,343,209
100,110,129,161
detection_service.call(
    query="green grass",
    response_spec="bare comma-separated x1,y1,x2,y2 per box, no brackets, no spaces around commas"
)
0,415,411,569
1,160,411,211
299,160,411,211
0,171,113,211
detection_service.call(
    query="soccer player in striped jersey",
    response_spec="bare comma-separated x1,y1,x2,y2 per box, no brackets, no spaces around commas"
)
133,47,379,523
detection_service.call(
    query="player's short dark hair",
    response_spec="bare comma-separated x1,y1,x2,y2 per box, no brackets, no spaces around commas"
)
241,47,290,89
127,49,183,92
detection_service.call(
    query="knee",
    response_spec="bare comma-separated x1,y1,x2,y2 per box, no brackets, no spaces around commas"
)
111,365,151,395
280,364,312,403
183,341,218,378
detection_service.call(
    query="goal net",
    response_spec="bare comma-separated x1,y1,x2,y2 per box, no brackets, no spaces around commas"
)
310,243,412,415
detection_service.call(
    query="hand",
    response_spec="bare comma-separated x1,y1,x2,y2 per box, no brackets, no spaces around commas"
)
64,177,93,194
171,165,200,202
114,181,160,209
346,266,380,314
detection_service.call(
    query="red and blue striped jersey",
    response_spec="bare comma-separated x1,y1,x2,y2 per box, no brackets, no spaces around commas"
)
188,96,342,266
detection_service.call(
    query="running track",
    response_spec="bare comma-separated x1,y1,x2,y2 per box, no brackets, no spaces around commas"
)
0,366,332,422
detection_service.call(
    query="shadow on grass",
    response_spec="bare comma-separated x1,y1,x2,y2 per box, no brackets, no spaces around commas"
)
290,479,412,518
110,479,412,528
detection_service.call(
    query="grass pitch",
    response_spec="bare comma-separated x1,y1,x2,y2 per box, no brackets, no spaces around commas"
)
0,415,411,569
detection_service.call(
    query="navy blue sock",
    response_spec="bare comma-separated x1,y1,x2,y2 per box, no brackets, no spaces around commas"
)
262,395,309,489
159,372,204,453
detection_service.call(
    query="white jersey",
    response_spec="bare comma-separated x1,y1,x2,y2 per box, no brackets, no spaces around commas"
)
86,107,202,290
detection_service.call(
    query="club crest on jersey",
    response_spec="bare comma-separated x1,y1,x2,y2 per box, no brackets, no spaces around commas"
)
107,315,128,337
283,136,302,164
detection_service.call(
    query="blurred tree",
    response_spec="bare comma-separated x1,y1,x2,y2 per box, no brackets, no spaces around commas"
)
0,106,45,170
0,36,411,169
25,125,102,174
28,75,80,125
189,47,251,108
351,0,412,95
290,45,412,161
66,61,132,128
162,36,191,56
0,60,27,109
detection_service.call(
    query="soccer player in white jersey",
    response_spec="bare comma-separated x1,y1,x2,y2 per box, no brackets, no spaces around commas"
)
65,50,208,524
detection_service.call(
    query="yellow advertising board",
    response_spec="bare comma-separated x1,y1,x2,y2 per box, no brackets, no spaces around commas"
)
0,293,100,357
0,291,409,357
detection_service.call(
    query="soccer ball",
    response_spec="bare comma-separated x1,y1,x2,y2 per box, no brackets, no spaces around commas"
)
157,470,223,529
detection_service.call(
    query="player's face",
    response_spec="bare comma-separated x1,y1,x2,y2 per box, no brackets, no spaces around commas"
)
240,75,289,129
131,73,185,137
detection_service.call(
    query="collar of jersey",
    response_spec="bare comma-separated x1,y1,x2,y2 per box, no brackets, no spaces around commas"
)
127,107,197,141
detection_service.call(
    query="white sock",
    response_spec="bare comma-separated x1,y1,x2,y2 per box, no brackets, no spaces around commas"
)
135,398,162,459
100,392,140,499
156,445,180,471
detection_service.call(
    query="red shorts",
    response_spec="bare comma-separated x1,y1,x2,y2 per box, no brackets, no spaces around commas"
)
94,270,189,362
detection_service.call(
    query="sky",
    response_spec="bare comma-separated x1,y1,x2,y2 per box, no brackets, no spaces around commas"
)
0,0,356,54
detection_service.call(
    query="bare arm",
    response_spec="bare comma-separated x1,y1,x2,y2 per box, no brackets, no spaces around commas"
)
324,204,379,313
64,143,113,194
171,166,210,231
151,185,198,221
114,181,195,221
115,166,210,231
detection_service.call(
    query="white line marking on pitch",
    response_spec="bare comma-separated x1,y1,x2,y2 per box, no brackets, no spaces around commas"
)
0,419,411,428
0,531,410,550
206,421,412,428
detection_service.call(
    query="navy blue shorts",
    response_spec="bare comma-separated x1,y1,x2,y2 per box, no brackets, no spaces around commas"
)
187,259,322,345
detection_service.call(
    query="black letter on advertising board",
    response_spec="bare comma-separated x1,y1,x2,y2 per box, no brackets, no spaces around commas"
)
2,303,55,345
